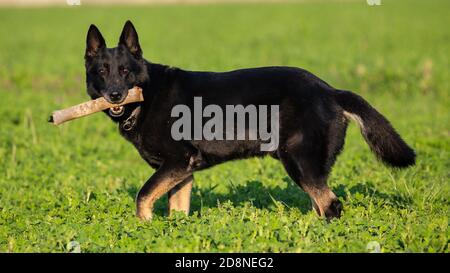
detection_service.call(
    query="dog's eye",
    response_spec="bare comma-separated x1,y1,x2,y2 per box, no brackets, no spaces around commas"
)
120,67,129,76
98,68,106,76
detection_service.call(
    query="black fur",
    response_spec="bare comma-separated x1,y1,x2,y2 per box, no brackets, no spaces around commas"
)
84,21,415,220
333,90,415,167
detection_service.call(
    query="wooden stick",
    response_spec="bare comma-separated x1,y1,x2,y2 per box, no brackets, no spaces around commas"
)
48,87,143,125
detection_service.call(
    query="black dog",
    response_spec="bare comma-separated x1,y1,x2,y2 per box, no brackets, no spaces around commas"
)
84,21,415,221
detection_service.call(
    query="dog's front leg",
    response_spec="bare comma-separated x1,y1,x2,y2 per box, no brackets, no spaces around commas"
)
136,165,191,221
168,175,193,216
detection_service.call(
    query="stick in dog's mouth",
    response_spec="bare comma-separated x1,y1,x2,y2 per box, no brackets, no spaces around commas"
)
49,87,143,125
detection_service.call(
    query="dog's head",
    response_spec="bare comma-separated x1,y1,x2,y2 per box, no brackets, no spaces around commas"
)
84,20,148,106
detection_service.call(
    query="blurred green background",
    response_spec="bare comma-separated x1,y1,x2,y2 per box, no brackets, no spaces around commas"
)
0,0,448,252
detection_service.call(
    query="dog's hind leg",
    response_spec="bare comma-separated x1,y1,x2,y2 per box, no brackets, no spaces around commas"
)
278,126,344,220
279,149,342,220
168,175,193,216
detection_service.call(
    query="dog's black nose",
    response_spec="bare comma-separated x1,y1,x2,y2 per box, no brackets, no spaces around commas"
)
109,92,122,103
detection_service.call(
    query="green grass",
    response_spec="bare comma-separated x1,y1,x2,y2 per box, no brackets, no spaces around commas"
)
0,0,449,252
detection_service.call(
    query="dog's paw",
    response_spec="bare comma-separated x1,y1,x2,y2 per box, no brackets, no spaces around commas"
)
324,199,343,221
136,208,153,221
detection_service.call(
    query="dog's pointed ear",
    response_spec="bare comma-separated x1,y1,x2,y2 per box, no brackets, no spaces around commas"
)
85,24,106,59
119,20,142,57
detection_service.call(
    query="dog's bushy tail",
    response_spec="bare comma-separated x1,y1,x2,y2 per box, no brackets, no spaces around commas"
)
333,89,415,168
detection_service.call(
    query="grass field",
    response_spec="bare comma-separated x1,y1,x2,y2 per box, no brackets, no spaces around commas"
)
0,0,448,253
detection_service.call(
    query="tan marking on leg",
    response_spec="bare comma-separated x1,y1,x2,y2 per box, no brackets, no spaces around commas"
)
310,197,320,215
304,184,337,217
136,169,191,221
168,175,193,216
